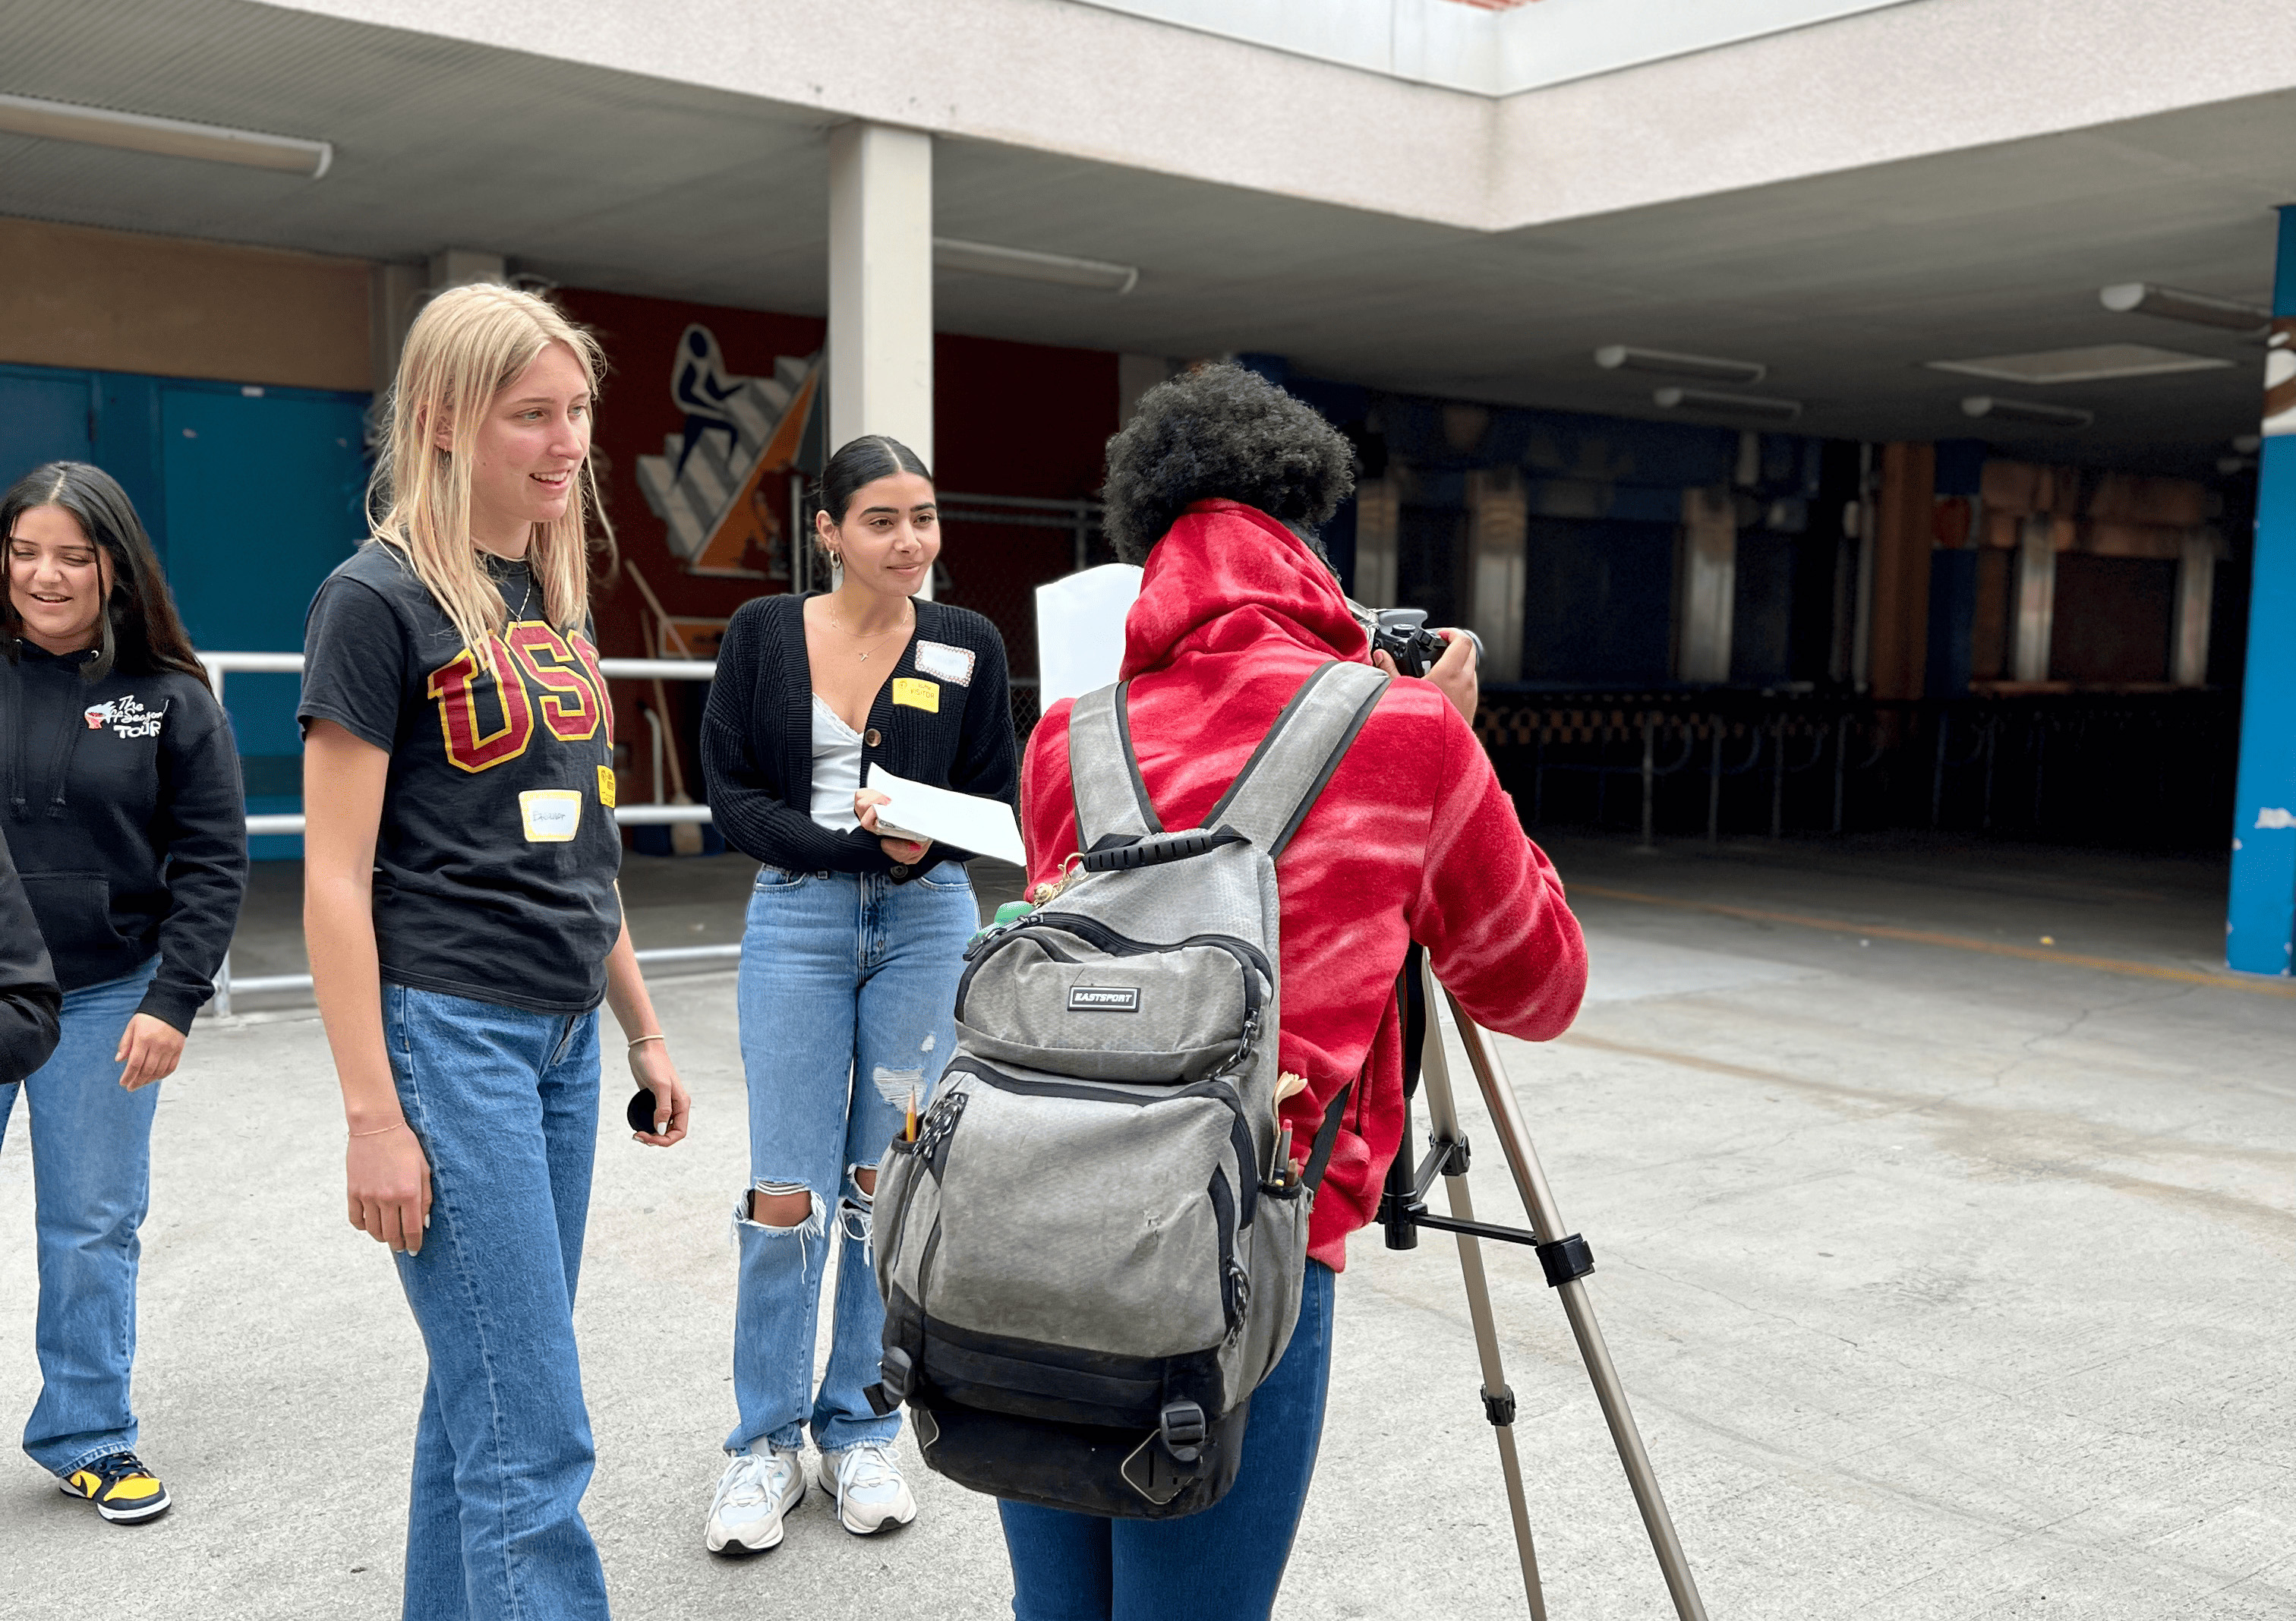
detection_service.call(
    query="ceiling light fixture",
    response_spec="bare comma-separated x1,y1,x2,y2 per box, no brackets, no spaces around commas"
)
1960,396,2093,429
934,237,1138,295
1926,344,2231,385
0,91,330,177
2099,282,2268,333
1597,345,1766,384
1652,386,1801,421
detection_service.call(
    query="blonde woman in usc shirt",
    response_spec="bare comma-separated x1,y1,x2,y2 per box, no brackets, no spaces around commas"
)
300,284,692,1621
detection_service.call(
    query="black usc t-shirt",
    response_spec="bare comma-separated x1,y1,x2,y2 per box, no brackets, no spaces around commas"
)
298,544,623,1014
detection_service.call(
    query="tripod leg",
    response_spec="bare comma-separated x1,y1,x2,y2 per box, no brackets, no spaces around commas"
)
1416,978,1548,1620
1437,979,1711,1621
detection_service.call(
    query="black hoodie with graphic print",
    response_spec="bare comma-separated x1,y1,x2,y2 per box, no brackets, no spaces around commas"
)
2,640,248,1033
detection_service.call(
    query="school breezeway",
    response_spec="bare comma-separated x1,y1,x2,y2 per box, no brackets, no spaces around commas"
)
2,836,2287,1619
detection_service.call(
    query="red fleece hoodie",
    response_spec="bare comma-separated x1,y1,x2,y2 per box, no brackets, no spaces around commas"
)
1021,500,1588,1270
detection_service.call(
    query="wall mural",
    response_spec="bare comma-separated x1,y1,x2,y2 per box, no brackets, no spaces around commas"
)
632,323,821,657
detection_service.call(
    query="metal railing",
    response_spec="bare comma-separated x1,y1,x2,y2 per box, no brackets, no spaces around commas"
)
1476,688,2238,851
201,650,730,1014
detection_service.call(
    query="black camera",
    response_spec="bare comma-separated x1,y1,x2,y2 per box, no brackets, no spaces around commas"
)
1352,604,1478,679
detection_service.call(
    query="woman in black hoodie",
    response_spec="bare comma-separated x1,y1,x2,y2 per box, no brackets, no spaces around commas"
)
0,462,248,1525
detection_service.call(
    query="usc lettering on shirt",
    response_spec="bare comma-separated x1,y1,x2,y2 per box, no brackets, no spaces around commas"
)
427,620,613,774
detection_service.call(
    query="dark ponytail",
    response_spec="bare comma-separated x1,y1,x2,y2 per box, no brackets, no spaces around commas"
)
1,462,210,689
819,435,932,528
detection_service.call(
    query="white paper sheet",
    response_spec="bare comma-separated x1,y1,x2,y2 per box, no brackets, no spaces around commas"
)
864,767,1027,866
1036,563,1143,708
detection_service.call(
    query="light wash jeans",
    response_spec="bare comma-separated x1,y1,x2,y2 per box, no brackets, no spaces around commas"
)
728,859,976,1458
383,983,607,1621
0,960,162,1478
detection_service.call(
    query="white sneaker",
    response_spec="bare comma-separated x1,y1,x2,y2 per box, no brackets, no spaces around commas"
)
705,1443,808,1554
822,1441,916,1534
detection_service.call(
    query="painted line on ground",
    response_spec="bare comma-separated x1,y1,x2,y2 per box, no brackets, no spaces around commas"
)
1569,883,2296,999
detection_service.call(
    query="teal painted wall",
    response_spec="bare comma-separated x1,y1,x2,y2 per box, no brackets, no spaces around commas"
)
2,361,371,859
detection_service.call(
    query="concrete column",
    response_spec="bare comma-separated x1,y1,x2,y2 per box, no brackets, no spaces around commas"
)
1118,354,1172,428
427,248,505,289
367,262,426,399
2171,529,2216,688
1464,468,1526,681
2226,206,2296,974
2011,516,2058,682
1676,483,1735,684
828,122,934,468
1867,441,1935,701
1353,478,1399,607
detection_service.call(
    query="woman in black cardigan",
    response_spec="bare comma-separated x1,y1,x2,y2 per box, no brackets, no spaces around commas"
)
698,436,1016,1555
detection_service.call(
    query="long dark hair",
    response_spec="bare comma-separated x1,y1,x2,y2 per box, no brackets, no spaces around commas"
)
1,462,210,689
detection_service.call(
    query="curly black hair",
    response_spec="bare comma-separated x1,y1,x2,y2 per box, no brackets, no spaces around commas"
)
1102,364,1356,563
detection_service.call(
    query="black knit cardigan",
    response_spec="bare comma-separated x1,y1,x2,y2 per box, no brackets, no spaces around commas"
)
700,593,1018,880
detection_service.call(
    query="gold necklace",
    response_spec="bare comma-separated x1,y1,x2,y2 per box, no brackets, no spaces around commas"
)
826,607,913,662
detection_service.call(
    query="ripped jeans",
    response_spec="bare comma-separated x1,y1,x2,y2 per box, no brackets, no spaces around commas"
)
728,859,976,1457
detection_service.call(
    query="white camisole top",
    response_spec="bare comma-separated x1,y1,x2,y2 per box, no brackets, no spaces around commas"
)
809,695,863,831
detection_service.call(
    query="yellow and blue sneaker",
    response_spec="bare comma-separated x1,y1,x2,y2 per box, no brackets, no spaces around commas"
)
58,1452,171,1524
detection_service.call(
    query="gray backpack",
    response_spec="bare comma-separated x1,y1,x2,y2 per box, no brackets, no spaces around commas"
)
869,660,1389,1517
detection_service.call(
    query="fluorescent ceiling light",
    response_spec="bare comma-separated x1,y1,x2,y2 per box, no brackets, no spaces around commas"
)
1596,345,1765,384
1652,386,1800,422
2099,282,2268,333
934,237,1138,295
1961,396,2092,429
0,91,330,177
1926,344,2231,385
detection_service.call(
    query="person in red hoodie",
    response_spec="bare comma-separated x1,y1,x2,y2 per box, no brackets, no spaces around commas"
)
998,364,1588,1620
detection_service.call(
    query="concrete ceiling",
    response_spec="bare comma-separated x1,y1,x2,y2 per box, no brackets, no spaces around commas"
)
2,0,2288,474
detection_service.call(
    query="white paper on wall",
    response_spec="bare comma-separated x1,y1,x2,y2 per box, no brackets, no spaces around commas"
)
1035,564,1144,709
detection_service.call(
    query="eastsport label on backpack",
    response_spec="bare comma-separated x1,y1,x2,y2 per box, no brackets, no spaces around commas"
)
1068,986,1140,1012
870,661,1387,1521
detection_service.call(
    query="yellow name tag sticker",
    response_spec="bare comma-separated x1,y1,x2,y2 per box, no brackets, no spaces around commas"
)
597,765,617,808
891,677,940,714
519,789,583,843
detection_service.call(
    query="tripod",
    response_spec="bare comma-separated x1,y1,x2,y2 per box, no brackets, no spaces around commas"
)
1377,948,1708,1620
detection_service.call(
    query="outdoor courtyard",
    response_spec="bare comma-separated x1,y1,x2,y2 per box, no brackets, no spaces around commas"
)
2,834,2288,1619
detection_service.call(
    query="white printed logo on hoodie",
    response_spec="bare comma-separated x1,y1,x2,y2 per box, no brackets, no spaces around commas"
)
83,696,167,739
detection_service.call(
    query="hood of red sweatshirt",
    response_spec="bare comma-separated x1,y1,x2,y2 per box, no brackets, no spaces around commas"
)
1118,500,1369,680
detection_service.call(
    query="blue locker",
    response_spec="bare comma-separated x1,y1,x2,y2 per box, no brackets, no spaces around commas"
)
161,382,371,858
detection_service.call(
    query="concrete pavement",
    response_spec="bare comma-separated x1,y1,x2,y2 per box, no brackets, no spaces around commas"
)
2,834,2290,1618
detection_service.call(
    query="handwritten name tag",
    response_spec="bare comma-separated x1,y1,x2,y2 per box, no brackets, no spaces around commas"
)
891,677,940,714
519,789,583,842
913,640,975,686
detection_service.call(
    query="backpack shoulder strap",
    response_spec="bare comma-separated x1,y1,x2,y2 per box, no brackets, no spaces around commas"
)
1200,661,1389,857
1066,681,1163,847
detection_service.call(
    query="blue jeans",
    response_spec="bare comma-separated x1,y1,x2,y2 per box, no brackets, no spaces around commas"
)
0,960,162,1477
999,1260,1337,1621
383,985,607,1621
729,860,976,1456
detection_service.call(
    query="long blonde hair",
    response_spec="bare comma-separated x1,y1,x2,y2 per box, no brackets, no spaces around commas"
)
367,283,613,652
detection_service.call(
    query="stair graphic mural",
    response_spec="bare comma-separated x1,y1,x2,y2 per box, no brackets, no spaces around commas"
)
635,324,822,579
